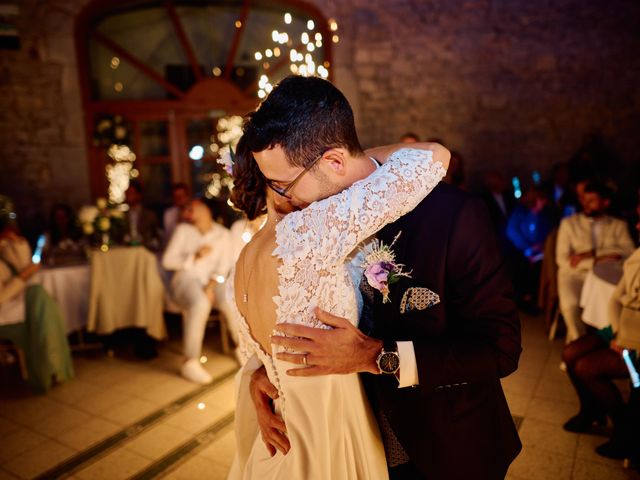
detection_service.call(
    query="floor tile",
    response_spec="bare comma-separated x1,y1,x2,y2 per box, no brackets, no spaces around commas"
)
504,391,532,417
518,419,578,457
99,396,158,426
3,440,76,479
33,404,92,438
199,429,236,468
74,448,150,480
0,469,19,480
0,417,19,436
57,416,122,450
125,423,192,460
507,446,574,480
163,455,229,479
526,397,579,426
572,459,640,480
0,428,48,464
47,379,103,406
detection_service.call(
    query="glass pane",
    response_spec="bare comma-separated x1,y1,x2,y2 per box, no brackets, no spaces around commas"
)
89,39,166,100
139,163,172,210
139,120,169,157
234,8,329,92
88,2,328,100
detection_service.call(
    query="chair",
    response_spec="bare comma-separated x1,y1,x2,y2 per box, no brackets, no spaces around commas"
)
538,228,565,339
0,339,28,380
207,309,233,355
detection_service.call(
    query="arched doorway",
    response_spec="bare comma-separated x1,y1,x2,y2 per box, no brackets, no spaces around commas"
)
75,0,333,214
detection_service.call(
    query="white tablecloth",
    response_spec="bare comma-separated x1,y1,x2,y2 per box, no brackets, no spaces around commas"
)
35,264,90,334
580,261,624,329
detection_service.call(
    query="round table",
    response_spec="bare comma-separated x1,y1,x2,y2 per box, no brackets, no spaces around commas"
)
34,264,90,333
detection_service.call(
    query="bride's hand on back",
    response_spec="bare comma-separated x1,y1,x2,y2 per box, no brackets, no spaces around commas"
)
250,366,291,456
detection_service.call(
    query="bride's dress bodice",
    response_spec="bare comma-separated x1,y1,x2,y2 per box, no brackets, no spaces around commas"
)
230,148,446,480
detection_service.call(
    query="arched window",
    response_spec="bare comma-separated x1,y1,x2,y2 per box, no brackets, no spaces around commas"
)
75,0,333,214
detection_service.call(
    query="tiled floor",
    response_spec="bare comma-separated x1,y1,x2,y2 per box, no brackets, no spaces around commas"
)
1,313,638,479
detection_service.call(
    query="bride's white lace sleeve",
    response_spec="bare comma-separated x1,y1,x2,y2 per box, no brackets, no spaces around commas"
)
274,147,446,265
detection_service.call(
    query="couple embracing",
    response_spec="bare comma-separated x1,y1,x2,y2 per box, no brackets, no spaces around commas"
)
226,75,522,480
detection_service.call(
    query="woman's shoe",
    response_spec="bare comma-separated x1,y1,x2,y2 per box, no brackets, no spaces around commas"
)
563,413,607,433
596,439,627,460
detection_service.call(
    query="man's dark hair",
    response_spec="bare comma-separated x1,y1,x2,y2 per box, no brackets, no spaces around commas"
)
171,182,189,193
584,180,613,201
128,180,144,194
241,75,363,168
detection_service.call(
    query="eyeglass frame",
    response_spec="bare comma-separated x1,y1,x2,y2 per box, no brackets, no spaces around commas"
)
265,150,327,199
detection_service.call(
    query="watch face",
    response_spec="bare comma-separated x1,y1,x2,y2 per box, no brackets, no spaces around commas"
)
379,352,400,373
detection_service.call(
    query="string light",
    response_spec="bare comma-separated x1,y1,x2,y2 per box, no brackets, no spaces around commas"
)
235,20,242,28
251,13,334,94
110,56,120,69
212,67,222,76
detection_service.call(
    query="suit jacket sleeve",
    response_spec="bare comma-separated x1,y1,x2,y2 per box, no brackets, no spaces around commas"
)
413,197,522,390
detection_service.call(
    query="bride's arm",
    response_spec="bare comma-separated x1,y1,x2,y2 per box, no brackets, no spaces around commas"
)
365,142,447,165
274,145,450,265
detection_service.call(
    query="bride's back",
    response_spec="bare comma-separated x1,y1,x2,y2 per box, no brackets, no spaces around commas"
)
234,224,280,354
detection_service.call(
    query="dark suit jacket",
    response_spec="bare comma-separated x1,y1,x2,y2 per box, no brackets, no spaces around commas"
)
364,183,522,479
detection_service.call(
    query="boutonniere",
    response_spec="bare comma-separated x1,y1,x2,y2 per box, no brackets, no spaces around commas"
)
361,232,411,303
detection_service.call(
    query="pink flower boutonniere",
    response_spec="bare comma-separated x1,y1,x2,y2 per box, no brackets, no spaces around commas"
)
361,232,411,303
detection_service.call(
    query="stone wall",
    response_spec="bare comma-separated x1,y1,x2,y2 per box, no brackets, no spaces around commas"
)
321,0,640,190
0,0,89,236
1,0,639,236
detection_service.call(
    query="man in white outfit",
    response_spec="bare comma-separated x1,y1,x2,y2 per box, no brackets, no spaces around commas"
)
162,198,234,383
556,181,635,342
163,182,191,243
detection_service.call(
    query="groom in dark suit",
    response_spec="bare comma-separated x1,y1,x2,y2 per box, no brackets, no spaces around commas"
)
264,181,522,479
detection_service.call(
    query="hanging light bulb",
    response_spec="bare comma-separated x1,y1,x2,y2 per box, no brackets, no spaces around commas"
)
307,20,315,30
284,12,292,24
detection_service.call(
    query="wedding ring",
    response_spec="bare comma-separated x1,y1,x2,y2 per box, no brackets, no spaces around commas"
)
302,354,308,366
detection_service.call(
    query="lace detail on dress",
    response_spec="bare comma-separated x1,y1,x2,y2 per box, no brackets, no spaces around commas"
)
272,148,446,333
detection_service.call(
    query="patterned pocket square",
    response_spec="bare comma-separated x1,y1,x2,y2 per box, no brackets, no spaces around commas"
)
400,287,440,314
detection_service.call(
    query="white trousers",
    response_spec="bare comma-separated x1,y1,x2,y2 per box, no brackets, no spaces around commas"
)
557,271,588,342
170,271,212,360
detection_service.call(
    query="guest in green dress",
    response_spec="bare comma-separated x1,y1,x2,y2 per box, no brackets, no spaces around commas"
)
0,196,74,393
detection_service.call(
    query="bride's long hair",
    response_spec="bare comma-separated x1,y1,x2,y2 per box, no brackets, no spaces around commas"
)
230,133,267,221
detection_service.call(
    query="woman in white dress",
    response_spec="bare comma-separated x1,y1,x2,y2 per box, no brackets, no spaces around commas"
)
226,76,449,480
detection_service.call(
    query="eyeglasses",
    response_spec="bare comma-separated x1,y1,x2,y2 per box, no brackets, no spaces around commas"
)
265,151,324,199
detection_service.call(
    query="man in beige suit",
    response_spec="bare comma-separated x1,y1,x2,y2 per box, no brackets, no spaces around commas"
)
556,182,635,342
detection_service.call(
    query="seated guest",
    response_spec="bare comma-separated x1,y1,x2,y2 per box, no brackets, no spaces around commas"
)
556,181,635,342
124,180,161,250
562,210,640,457
163,182,191,243
162,198,233,383
481,170,516,253
507,188,555,308
0,199,73,392
399,131,419,143
42,203,83,265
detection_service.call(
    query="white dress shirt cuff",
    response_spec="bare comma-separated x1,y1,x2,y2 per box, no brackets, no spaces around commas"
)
397,341,419,388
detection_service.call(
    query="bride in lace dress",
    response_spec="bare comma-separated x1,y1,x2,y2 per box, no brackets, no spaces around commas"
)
226,140,448,479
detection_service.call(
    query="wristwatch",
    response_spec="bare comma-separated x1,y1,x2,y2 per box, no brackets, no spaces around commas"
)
376,340,400,375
